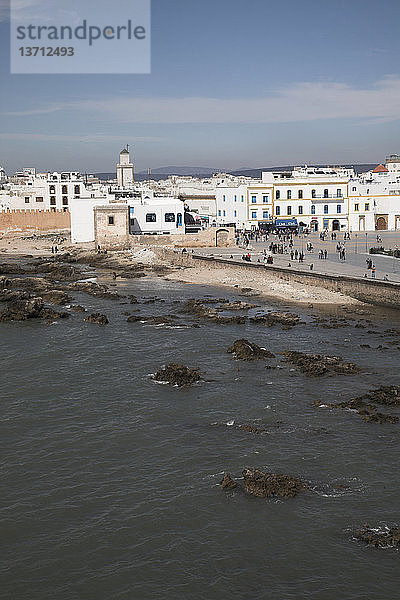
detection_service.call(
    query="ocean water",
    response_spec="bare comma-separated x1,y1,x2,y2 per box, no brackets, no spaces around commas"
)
1,276,400,600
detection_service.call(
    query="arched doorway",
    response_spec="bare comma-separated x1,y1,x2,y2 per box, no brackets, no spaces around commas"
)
376,216,388,230
332,220,340,231
311,220,318,232
216,228,229,247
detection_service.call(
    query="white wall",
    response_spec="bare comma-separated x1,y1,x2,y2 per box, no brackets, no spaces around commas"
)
70,197,111,243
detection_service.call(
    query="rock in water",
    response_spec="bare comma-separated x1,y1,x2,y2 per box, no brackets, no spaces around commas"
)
354,525,400,548
153,363,201,387
250,312,300,328
220,473,237,489
85,313,109,325
283,351,359,376
242,468,304,498
358,385,400,406
0,297,44,321
227,339,275,361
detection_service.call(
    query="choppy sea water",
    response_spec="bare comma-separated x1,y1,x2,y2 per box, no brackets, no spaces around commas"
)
1,275,400,600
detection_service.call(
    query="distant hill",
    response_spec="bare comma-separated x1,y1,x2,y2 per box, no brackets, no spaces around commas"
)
95,163,378,182
138,166,215,176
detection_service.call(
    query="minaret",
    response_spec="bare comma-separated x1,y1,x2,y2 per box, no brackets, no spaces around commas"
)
117,146,134,187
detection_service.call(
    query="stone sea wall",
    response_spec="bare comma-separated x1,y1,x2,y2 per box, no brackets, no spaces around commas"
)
155,249,400,309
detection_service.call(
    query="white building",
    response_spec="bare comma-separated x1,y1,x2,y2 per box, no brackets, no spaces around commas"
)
128,191,185,235
0,170,93,212
210,161,400,232
70,190,185,243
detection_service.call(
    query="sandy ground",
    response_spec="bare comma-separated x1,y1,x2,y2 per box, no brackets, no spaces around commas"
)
0,233,362,306
164,264,362,306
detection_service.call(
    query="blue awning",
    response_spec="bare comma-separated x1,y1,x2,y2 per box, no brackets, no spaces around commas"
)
275,218,298,227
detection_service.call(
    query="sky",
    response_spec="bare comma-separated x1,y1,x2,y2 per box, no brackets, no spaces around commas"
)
1,0,400,174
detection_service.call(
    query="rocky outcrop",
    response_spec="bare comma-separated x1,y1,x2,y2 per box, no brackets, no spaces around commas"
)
67,281,121,300
153,363,201,386
316,385,400,424
85,313,109,325
127,314,179,325
228,339,275,361
242,468,305,498
0,296,68,321
220,473,237,489
358,385,400,407
283,351,360,376
354,525,400,548
250,312,300,328
40,289,71,305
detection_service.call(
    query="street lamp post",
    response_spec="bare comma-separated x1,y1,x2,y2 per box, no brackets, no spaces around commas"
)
365,232,368,253
355,233,357,254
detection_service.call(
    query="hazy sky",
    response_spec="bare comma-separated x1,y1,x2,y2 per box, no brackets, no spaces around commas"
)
1,0,400,173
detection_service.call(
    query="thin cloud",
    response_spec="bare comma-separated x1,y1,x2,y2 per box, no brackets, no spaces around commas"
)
0,133,165,143
4,76,400,125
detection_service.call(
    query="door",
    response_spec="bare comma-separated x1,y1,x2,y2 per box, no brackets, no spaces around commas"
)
376,216,387,230
332,220,340,231
359,216,365,231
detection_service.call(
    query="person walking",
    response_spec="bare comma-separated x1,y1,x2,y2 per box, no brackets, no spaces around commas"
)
324,249,328,260
372,265,376,278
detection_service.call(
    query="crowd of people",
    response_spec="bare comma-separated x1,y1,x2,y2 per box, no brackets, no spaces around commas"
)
232,227,393,281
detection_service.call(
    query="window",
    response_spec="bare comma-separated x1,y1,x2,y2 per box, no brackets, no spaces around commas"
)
312,189,316,198
324,189,329,198
298,190,303,199
365,203,370,211
251,211,257,219
74,185,80,195
146,213,156,222
336,189,342,198
354,203,359,212
24,197,29,203
223,195,226,202
50,196,56,205
177,213,182,226
311,205,316,215
323,219,329,230
337,205,341,214
251,195,257,203
165,213,175,222
49,185,55,194
108,216,114,225
36,197,44,203
234,195,237,202
62,185,67,194
275,206,280,216
241,195,244,202
62,196,68,205
298,205,303,215
263,211,268,219
223,210,226,216
324,204,328,214
352,186,356,191
234,210,237,217
263,195,269,203
287,190,292,199
287,206,292,216
276,190,280,199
